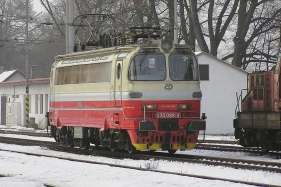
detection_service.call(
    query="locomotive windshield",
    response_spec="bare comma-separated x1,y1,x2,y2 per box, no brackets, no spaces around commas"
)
128,54,166,81
128,53,199,81
169,54,199,81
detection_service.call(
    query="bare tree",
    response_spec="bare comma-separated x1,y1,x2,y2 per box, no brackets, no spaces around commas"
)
0,0,36,71
181,0,281,70
208,0,239,57
29,35,65,77
40,0,65,36
188,0,239,55
231,0,281,69
4,0,279,76
148,0,160,27
188,0,209,52
179,0,195,50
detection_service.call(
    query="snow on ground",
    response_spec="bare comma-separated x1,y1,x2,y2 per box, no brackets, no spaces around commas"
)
0,125,281,187
0,148,254,187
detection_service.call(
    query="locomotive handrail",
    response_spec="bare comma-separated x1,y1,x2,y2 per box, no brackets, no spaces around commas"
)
143,106,146,121
235,88,249,117
235,92,241,116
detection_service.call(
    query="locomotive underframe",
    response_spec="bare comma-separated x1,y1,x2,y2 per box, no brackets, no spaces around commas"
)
50,118,204,153
234,111,281,151
51,125,135,152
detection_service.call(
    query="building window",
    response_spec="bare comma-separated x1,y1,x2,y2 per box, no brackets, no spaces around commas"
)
199,64,209,80
40,94,43,114
45,94,48,115
11,95,19,98
35,94,38,114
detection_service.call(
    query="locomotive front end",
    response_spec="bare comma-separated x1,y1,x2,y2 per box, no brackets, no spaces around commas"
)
123,39,206,153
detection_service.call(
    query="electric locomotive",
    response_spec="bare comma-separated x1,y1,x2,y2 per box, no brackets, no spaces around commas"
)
48,27,206,153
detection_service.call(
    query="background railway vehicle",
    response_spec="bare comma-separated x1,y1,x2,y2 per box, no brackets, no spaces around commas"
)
48,16,206,154
234,52,281,152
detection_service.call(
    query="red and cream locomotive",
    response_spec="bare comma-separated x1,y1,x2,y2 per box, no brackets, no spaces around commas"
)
48,27,206,153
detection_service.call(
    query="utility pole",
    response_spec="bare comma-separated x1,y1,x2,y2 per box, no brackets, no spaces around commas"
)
0,3,7,70
173,0,178,44
66,0,74,54
25,0,29,127
65,0,69,53
0,6,4,68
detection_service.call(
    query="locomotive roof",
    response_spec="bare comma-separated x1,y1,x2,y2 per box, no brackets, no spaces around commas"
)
55,46,136,61
55,40,194,61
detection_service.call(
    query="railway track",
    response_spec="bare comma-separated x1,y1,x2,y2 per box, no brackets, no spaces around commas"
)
196,143,256,152
1,136,281,186
1,135,281,172
196,143,281,159
198,139,238,144
1,129,279,156
1,129,280,158
0,129,49,137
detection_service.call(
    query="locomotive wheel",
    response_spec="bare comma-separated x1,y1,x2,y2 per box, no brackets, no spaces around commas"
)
54,128,60,143
67,128,74,147
239,138,246,147
68,142,74,148
84,141,90,149
94,141,100,148
261,143,270,153
168,149,177,154
128,144,136,154
81,139,90,149
110,132,117,152
67,136,74,147
91,140,100,150
76,138,90,149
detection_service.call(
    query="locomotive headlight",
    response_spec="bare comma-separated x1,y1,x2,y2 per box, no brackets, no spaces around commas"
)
161,40,173,52
178,104,192,110
142,104,158,110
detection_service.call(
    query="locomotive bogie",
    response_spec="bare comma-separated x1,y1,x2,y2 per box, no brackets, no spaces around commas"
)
235,128,281,151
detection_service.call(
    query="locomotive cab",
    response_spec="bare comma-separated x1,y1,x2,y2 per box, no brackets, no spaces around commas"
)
122,40,206,152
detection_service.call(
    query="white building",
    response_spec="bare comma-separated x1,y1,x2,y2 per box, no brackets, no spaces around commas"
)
0,69,26,82
0,68,50,129
197,52,248,134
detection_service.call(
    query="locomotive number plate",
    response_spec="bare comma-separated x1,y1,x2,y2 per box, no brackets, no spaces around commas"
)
155,112,181,119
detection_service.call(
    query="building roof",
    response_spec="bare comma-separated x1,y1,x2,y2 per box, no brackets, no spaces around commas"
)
195,51,248,74
0,70,26,82
0,78,50,86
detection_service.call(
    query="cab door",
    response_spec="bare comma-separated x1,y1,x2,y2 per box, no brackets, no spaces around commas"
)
114,60,123,106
